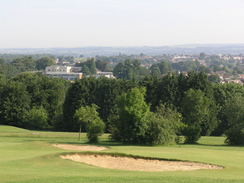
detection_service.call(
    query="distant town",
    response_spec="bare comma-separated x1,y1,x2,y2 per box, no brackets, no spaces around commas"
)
38,52,244,85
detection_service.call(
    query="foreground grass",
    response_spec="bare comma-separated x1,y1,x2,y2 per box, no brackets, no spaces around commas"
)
0,125,244,183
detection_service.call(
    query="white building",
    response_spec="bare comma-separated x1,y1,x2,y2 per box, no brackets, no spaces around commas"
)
45,65,83,81
95,71,115,79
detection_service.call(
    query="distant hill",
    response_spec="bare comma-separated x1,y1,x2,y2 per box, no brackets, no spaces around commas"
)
1,44,244,56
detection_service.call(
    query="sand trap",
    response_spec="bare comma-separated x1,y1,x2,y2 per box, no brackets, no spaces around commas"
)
53,144,107,151
61,154,223,172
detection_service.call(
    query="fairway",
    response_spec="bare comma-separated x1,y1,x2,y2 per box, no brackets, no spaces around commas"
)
0,125,244,183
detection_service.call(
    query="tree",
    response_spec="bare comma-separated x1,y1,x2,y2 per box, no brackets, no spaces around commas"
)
13,73,68,128
150,65,161,78
208,74,221,83
0,81,30,127
223,95,244,145
63,77,137,131
24,107,48,130
181,89,217,143
78,58,97,75
82,65,90,75
113,59,148,80
158,61,172,74
212,83,244,135
96,60,110,72
36,57,55,70
74,104,104,143
112,87,150,143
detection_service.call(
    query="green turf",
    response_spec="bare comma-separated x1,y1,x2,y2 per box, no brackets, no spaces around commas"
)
0,125,244,183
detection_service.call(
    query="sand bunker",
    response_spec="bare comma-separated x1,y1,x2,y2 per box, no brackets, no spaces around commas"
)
61,154,223,172
53,144,107,151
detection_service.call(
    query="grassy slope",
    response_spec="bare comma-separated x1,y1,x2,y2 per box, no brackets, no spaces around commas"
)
0,125,244,183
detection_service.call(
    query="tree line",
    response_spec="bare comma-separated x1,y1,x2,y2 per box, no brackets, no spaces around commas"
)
0,56,55,78
0,71,243,145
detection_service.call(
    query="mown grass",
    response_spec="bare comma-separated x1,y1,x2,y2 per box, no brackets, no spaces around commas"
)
0,125,244,183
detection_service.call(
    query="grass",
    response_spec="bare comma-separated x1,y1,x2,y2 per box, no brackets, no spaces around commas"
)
0,125,244,183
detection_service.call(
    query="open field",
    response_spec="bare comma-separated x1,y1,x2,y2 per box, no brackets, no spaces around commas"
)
0,125,244,183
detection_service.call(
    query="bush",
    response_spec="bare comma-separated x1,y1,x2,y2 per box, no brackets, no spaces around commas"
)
144,113,175,145
225,127,244,145
144,105,184,145
183,125,201,144
87,119,105,143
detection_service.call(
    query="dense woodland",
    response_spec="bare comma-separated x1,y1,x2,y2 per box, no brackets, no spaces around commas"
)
0,55,244,145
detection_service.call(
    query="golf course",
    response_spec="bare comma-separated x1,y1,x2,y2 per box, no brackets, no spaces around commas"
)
0,125,244,183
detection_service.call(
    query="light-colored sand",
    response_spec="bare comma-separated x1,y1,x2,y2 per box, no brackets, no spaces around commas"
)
61,154,223,172
53,144,107,151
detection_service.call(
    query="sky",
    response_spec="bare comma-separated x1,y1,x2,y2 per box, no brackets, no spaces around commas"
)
0,0,244,48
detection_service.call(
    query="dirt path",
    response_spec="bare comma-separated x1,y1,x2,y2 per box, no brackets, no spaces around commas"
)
53,144,107,151
61,154,223,172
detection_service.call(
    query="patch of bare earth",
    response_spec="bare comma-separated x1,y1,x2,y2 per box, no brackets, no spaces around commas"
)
60,154,223,172
53,144,107,151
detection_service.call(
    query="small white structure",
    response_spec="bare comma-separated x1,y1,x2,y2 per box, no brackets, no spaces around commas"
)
95,71,115,79
45,65,83,81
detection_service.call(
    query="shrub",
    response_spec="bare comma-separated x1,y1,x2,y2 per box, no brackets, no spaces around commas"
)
87,119,105,143
183,125,201,144
24,107,48,130
144,105,184,145
225,127,244,145
144,113,175,145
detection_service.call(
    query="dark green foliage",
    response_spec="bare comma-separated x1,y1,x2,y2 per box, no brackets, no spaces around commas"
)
77,58,97,75
208,74,221,83
223,95,244,145
0,56,56,78
225,127,244,145
95,60,111,72
172,61,202,72
24,107,49,130
141,72,213,111
150,61,172,76
0,73,68,129
12,73,68,127
113,59,149,80
0,81,30,127
82,65,91,75
150,65,161,78
181,89,218,143
212,83,244,135
11,56,36,73
36,57,55,70
63,77,136,131
183,126,202,144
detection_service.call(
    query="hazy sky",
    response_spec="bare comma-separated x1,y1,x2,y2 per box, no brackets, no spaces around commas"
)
1,0,244,48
